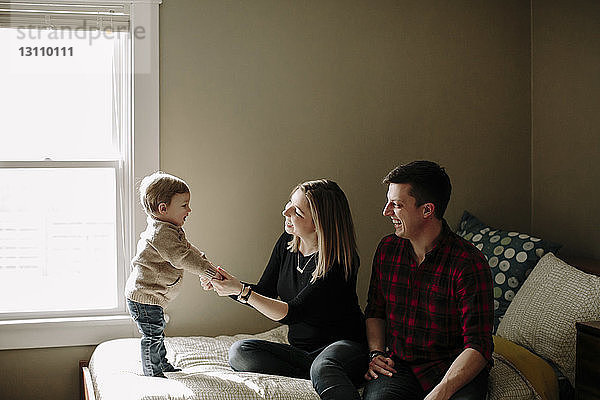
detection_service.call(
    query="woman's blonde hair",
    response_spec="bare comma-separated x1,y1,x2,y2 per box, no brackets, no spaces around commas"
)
288,179,358,283
139,171,189,216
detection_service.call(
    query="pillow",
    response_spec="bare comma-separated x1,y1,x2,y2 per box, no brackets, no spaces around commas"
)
496,253,600,386
492,335,558,400
488,352,539,400
457,211,562,331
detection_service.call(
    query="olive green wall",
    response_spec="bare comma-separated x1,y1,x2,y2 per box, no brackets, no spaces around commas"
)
159,0,530,337
4,1,578,399
531,0,600,260
0,345,94,400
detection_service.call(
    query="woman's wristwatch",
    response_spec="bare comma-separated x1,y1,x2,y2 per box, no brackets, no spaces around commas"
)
368,349,388,362
236,283,253,304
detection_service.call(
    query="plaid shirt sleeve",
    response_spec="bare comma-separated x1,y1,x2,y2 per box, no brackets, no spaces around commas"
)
365,238,388,320
455,249,494,362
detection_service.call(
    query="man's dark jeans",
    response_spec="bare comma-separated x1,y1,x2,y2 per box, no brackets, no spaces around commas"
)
228,338,368,399
362,356,489,400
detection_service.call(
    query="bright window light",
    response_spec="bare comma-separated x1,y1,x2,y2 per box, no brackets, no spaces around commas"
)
0,0,159,350
0,18,131,320
0,168,118,313
0,27,119,160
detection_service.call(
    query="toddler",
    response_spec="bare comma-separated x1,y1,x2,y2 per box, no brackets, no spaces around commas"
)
125,171,219,377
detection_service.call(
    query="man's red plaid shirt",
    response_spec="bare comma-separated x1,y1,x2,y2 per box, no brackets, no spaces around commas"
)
365,221,494,392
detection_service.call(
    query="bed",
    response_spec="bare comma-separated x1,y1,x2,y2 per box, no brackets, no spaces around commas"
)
80,325,542,400
82,324,318,400
82,255,600,400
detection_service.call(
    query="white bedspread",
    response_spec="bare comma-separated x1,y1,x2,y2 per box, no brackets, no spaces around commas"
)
89,325,539,400
89,325,320,400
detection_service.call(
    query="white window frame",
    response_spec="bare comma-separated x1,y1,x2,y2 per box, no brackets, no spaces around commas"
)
0,0,161,350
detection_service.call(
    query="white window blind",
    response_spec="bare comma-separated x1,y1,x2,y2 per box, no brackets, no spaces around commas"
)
0,2,129,30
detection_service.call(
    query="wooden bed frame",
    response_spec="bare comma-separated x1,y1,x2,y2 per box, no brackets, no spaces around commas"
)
79,256,600,400
80,360,96,400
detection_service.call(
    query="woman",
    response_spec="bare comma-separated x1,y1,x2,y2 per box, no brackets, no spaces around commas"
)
202,179,367,400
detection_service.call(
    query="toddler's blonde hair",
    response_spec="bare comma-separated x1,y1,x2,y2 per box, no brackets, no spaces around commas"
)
139,171,189,216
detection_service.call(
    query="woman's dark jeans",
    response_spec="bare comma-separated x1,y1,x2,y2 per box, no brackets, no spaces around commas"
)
228,338,367,399
362,356,489,400
127,299,178,377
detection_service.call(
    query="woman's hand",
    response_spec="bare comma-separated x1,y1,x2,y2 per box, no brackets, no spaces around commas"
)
210,267,244,297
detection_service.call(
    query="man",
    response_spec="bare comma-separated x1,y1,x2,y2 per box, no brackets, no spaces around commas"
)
363,161,493,400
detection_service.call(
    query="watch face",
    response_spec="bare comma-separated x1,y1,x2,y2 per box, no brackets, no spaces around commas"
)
239,286,252,303
369,350,387,361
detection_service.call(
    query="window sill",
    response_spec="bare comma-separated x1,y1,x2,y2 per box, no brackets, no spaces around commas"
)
0,315,138,350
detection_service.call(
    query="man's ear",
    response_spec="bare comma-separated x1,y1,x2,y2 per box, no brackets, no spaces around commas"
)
158,202,168,215
423,203,435,218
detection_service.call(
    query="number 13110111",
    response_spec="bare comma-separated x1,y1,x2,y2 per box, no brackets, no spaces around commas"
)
19,46,74,56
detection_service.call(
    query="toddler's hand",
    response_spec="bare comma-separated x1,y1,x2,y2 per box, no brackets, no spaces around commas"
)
199,275,214,291
210,266,242,297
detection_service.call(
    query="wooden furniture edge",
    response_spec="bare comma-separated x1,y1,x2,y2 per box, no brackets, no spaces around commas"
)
80,360,96,400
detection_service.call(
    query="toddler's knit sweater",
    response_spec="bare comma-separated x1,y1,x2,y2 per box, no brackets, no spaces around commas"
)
125,217,215,307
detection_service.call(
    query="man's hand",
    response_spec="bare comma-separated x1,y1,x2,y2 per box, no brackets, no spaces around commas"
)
424,383,451,400
424,348,487,400
364,354,397,380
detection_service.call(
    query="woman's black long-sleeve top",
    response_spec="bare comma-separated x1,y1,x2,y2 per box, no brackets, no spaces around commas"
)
250,232,366,352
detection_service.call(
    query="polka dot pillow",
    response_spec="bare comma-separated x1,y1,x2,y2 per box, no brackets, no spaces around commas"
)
457,211,562,332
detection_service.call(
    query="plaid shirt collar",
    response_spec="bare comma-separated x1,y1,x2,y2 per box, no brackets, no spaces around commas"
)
406,219,453,263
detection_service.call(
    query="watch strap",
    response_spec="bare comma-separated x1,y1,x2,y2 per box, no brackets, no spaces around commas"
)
368,350,388,361
238,285,253,304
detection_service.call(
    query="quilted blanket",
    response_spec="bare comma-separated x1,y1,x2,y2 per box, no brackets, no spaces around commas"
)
89,325,541,399
89,325,320,400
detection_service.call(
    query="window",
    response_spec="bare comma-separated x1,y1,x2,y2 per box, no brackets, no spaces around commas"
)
0,0,160,349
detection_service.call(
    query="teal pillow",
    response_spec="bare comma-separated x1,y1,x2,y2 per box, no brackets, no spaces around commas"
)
457,211,562,332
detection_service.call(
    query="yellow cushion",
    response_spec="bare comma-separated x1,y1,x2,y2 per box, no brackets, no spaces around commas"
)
493,335,558,400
